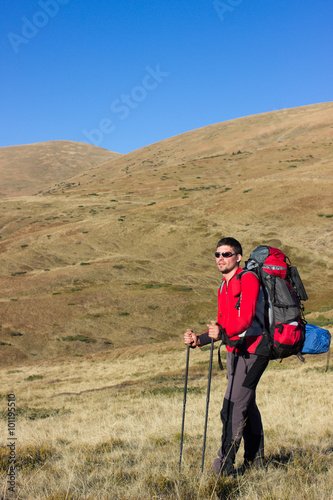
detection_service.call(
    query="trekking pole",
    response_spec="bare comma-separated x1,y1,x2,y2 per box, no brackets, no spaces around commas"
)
201,329,215,473
179,344,190,472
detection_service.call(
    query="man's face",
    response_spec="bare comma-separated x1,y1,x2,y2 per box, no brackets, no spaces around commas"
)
215,245,242,275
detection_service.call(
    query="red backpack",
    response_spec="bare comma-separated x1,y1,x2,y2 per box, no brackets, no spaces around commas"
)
244,245,308,360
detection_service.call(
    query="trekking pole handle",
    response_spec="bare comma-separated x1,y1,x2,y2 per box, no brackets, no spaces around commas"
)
207,320,221,342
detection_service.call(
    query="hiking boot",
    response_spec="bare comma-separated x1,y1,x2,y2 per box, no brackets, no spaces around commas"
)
213,442,239,478
220,464,237,478
236,462,248,476
236,457,265,475
214,458,237,478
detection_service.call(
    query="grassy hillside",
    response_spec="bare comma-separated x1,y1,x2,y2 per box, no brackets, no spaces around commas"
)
0,102,332,367
0,141,120,198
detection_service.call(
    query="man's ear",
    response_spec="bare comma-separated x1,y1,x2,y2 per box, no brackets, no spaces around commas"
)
236,254,242,264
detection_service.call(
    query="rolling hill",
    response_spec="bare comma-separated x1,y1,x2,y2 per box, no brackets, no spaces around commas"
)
0,102,332,367
0,140,121,197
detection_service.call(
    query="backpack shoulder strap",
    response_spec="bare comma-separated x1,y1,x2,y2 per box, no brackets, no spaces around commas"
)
217,269,258,370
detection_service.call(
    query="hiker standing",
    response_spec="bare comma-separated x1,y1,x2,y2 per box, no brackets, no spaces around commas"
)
184,237,270,476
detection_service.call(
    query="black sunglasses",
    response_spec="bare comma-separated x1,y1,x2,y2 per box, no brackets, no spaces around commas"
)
215,252,236,258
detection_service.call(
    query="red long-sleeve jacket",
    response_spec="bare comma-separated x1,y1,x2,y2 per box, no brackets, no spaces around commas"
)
200,267,268,355
217,268,263,353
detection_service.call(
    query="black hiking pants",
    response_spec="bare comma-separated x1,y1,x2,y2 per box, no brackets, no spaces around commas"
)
213,351,269,474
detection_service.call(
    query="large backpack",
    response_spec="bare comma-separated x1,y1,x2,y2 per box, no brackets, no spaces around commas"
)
243,245,308,360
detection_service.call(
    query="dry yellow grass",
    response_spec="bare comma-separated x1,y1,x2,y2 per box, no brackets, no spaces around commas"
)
0,344,332,499
0,141,120,198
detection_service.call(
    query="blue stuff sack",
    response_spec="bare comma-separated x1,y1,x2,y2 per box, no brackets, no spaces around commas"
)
302,323,331,354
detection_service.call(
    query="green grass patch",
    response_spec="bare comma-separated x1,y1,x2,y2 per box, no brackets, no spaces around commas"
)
24,374,44,381
93,438,125,452
143,386,202,396
145,472,176,497
0,406,70,421
0,443,56,472
305,365,333,373
179,185,221,192
266,360,290,370
61,335,96,343
140,283,192,292
311,315,332,327
140,283,172,290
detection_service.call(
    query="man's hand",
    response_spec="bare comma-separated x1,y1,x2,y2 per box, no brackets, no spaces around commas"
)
207,321,221,341
184,329,198,347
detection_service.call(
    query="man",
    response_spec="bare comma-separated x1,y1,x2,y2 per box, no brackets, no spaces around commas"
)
184,237,270,476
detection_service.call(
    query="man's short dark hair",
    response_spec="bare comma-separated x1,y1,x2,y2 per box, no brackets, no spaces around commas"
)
216,237,242,256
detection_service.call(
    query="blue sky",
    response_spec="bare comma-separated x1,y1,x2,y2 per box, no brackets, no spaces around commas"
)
1,0,332,154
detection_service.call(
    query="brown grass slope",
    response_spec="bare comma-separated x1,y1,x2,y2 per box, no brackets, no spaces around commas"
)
0,140,121,198
0,102,332,367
